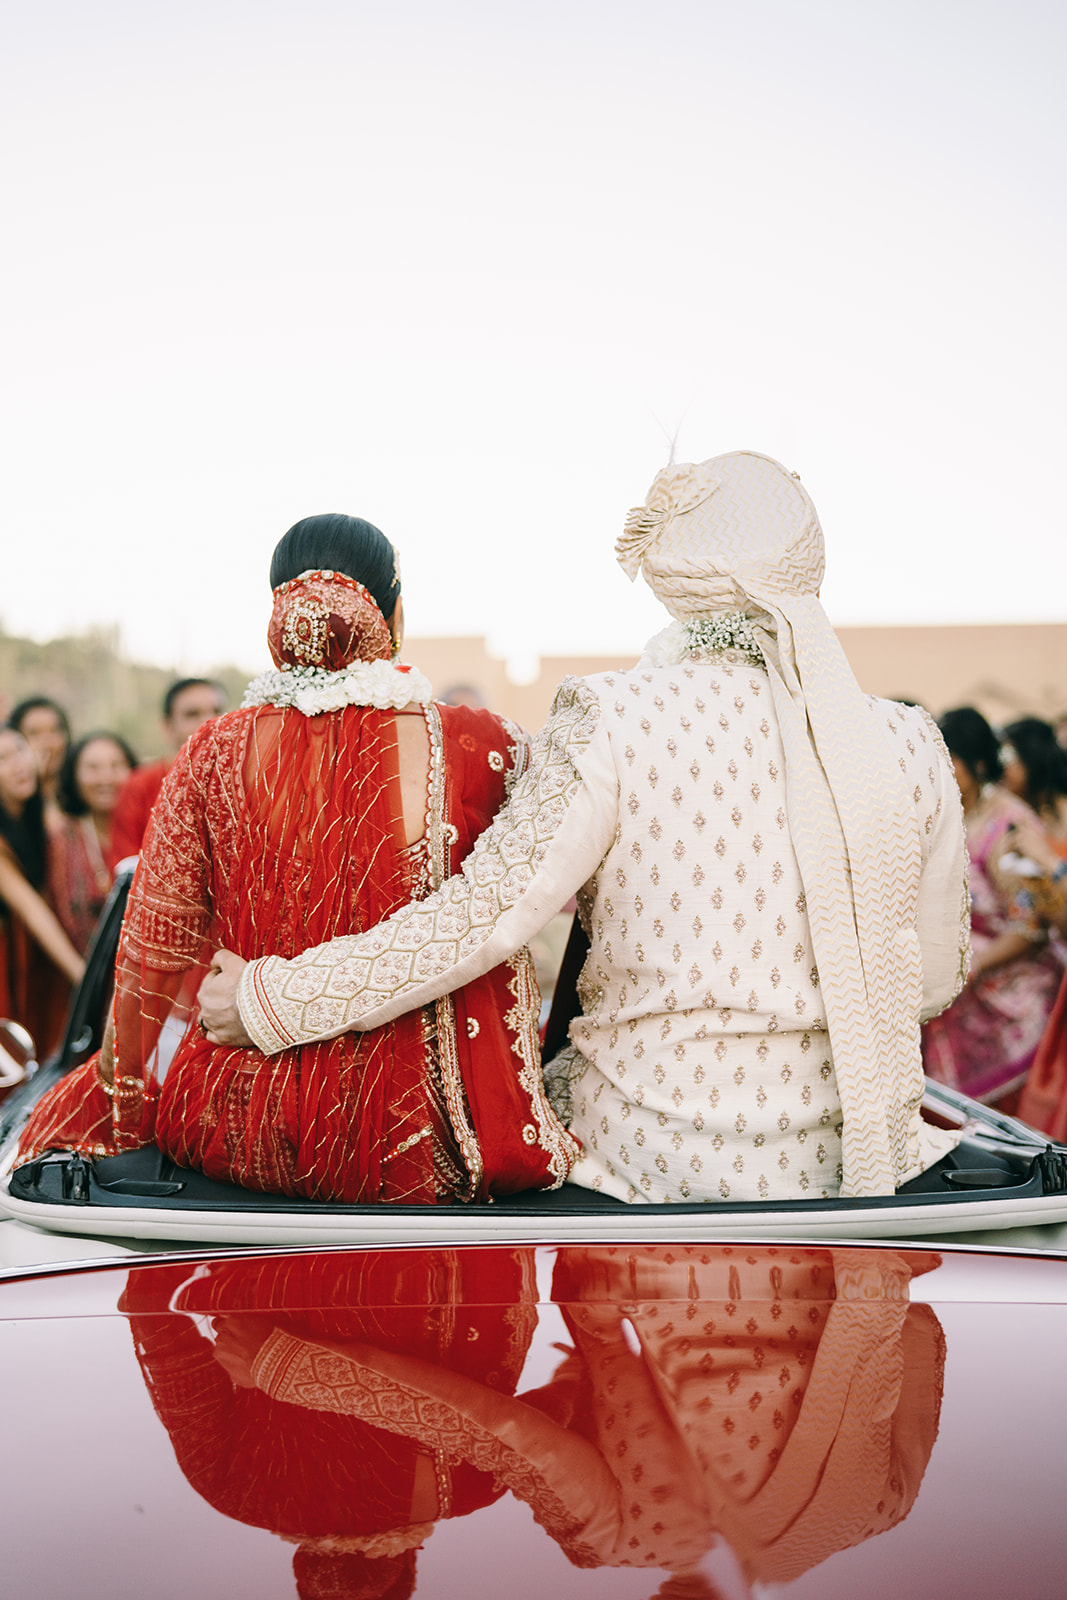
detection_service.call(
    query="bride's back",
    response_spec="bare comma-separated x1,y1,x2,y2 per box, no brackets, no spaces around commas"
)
214,702,432,959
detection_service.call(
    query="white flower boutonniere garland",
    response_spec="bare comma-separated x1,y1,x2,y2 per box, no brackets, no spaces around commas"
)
242,659,434,716
638,612,764,670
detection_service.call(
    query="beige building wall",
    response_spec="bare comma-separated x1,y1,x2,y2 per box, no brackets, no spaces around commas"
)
409,623,1067,733
835,623,1067,725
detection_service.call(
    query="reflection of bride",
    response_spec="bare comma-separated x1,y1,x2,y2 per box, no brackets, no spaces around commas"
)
120,1249,542,1600
19,514,577,1201
125,1244,944,1599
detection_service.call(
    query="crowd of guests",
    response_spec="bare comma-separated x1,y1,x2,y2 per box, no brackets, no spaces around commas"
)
0,679,224,1058
922,707,1067,1131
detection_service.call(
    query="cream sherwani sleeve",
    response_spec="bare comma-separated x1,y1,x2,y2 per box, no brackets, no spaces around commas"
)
238,680,619,1054
884,702,970,1021
895,704,972,1017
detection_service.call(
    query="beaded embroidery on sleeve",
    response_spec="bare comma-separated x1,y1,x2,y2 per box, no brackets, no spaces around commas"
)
239,679,603,1052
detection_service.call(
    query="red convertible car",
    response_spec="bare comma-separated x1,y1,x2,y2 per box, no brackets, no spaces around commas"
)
4,1228,1067,1597
5,870,1067,1247
3,875,1067,1597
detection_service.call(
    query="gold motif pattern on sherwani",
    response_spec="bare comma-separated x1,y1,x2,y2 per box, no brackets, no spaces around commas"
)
562,660,843,1203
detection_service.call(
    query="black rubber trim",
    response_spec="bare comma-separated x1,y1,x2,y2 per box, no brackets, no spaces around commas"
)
9,1133,1060,1217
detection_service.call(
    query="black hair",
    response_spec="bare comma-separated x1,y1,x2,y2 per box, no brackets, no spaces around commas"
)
269,514,401,622
1003,717,1067,815
163,677,224,721
8,696,72,745
0,730,47,890
938,706,1002,785
57,731,139,818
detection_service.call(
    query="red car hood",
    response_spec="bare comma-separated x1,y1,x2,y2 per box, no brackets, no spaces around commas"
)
1,1239,1064,1598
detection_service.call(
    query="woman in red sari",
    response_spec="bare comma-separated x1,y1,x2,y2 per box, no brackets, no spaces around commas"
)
48,730,137,954
19,514,577,1201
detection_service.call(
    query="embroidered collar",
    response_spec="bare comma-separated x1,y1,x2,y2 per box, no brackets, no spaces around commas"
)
242,658,433,716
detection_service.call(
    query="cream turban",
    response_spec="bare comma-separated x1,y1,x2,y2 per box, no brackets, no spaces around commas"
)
619,451,926,1197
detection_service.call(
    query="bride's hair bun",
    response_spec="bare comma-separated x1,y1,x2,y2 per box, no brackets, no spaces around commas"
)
270,513,400,623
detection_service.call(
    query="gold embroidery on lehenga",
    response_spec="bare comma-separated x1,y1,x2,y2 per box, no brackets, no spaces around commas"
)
499,716,530,792
503,948,576,1185
424,701,483,1201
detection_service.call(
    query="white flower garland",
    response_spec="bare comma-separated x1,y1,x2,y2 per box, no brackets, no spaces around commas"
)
242,659,434,716
637,611,764,669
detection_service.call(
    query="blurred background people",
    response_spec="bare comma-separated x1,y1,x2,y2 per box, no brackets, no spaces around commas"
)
1000,717,1067,859
0,726,85,1056
1008,814,1067,1138
50,731,137,955
9,697,71,829
108,677,225,868
439,682,486,709
922,706,1065,1108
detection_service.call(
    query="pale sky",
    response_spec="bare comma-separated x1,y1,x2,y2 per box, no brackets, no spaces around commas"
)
2,0,1064,679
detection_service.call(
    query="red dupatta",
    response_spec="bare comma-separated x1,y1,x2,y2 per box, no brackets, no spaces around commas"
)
431,702,579,1197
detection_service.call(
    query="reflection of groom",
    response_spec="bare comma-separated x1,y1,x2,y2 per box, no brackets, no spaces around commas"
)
129,1244,945,1598
545,1245,945,1585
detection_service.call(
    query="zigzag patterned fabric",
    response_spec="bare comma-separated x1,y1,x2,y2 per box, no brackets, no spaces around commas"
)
619,451,926,1196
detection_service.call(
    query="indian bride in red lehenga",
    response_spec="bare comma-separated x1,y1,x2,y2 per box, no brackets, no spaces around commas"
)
18,514,577,1202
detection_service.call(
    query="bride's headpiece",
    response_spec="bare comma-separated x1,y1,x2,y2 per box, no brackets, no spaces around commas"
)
268,569,393,670
246,568,431,714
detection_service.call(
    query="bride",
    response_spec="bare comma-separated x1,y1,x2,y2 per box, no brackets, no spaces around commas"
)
18,514,577,1202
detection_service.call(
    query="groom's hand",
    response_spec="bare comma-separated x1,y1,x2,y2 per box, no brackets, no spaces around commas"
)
198,949,254,1047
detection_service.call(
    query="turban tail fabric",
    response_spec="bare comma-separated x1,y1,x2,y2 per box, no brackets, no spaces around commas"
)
619,451,924,1197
